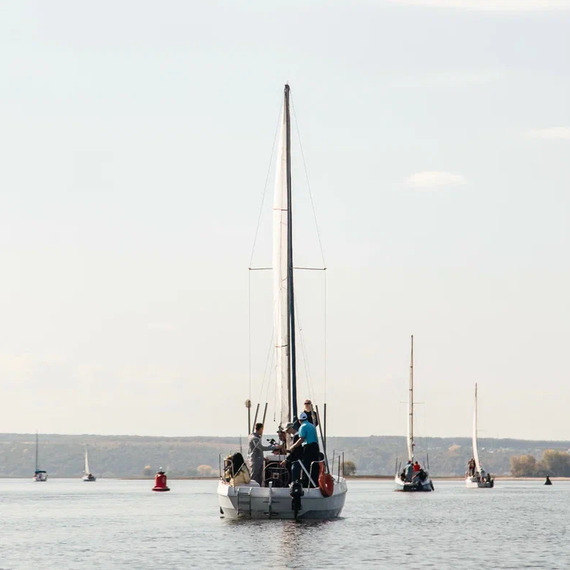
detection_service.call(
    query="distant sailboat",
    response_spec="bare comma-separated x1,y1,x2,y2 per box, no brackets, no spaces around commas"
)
395,336,434,492
33,431,48,482
465,383,494,488
82,447,96,482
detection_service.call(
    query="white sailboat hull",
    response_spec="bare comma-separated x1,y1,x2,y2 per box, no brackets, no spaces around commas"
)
394,474,434,492
465,475,494,488
217,477,347,520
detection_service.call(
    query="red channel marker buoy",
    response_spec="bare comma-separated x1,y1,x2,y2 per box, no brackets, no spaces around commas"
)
152,469,170,492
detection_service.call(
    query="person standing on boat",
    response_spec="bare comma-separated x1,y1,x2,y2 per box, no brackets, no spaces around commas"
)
288,412,320,486
247,423,276,485
468,458,476,477
302,399,319,427
282,422,302,484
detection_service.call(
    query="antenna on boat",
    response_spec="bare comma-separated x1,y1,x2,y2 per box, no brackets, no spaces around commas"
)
315,405,329,473
245,399,251,435
324,402,327,457
261,402,268,425
252,403,260,430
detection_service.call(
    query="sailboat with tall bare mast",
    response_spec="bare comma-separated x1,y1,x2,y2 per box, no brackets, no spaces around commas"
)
217,84,347,519
395,336,434,492
465,383,494,488
33,431,48,482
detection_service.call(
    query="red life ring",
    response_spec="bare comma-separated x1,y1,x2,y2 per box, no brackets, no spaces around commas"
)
318,463,334,497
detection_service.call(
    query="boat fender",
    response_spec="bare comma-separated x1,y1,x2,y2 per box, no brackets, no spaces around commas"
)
318,463,334,497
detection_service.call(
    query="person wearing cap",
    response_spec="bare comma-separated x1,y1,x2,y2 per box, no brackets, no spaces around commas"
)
288,412,319,486
302,399,319,427
281,422,302,483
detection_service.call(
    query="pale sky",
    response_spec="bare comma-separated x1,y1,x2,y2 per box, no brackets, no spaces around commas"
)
0,0,568,440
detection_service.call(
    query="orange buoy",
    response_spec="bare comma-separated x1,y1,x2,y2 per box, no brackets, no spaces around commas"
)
318,462,334,497
152,469,170,492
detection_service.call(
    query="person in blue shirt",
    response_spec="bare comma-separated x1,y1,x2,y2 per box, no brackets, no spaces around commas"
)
288,412,320,487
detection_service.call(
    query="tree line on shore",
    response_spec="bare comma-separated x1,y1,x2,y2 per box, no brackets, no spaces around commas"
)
510,450,570,477
1,433,569,478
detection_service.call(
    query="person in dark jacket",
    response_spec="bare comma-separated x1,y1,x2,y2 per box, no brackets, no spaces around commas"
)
302,399,319,427
288,412,320,487
282,422,302,484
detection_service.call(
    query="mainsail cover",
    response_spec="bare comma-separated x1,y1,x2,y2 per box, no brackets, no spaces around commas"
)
472,383,481,473
273,98,290,427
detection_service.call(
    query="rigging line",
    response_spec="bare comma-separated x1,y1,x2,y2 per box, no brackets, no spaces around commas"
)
290,96,327,268
250,266,325,271
248,97,283,268
324,270,327,404
248,270,251,401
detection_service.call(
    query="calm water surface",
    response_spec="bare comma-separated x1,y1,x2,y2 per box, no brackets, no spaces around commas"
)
0,479,568,568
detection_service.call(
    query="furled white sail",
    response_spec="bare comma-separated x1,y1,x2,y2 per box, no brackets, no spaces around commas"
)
407,335,414,462
273,99,290,428
472,383,481,473
84,448,90,474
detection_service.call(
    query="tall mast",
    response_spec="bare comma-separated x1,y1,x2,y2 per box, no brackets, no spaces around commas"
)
472,382,481,473
407,335,414,462
35,431,39,471
284,84,298,420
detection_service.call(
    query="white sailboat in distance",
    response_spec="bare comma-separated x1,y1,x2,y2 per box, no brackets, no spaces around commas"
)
82,447,96,482
395,336,434,492
465,383,494,488
217,84,347,519
33,431,48,482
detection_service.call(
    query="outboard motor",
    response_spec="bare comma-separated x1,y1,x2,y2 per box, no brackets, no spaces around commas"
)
290,481,304,519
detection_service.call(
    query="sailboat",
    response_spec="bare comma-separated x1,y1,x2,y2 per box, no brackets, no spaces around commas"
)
217,85,347,519
82,447,96,482
33,431,48,482
465,383,494,488
394,336,434,492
